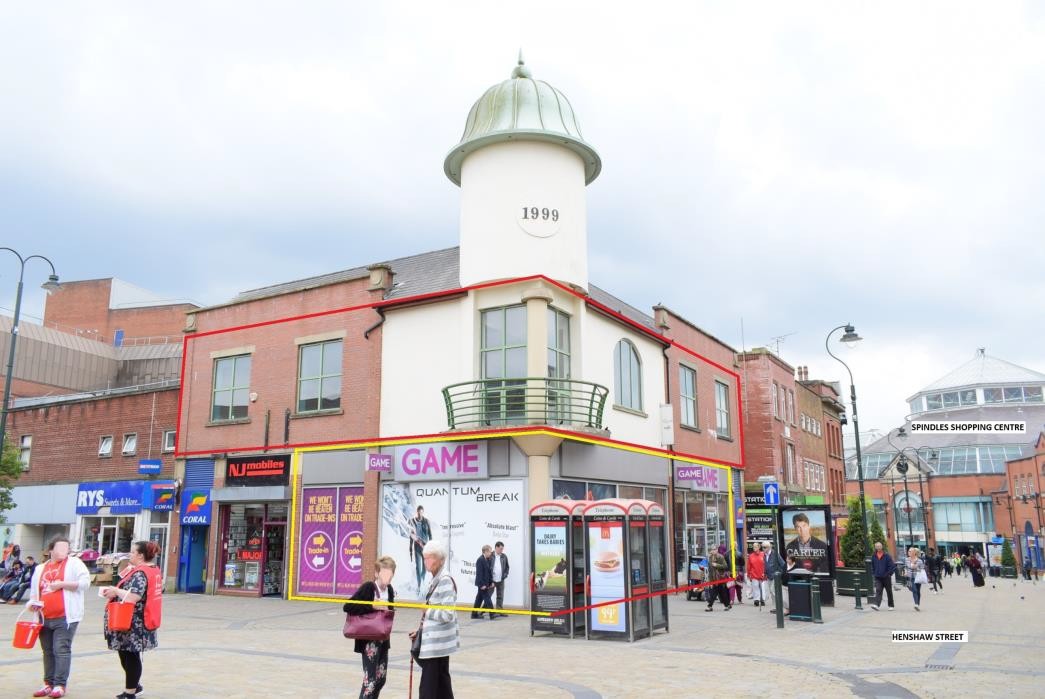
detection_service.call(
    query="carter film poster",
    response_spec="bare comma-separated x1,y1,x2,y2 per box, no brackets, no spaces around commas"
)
779,506,835,577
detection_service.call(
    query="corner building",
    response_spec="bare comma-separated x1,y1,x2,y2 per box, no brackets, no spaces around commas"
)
176,58,744,603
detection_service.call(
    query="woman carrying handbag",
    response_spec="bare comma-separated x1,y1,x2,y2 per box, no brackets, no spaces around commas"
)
343,556,397,698
906,547,928,611
101,540,163,699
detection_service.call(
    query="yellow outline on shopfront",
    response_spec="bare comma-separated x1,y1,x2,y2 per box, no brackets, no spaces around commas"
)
286,429,737,605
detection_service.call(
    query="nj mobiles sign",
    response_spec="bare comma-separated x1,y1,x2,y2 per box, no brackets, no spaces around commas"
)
226,454,291,487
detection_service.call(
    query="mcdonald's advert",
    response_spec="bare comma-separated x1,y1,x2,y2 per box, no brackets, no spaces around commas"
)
297,486,364,596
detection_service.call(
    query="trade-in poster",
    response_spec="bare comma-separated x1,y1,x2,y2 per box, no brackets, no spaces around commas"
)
380,479,524,606
296,486,364,596
532,522,569,632
298,488,337,594
588,521,626,632
779,506,834,576
336,487,365,595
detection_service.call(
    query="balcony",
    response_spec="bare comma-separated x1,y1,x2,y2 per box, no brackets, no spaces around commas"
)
442,377,609,431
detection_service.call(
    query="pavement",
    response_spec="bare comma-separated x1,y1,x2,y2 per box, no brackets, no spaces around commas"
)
1,573,1043,698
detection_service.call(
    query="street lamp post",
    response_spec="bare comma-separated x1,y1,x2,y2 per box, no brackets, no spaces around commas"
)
886,428,939,552
0,248,60,452
825,324,869,562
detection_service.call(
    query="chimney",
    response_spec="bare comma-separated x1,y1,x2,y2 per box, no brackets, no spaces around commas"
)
367,264,394,293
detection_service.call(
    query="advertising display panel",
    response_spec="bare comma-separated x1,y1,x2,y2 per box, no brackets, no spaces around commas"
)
295,486,364,597
380,479,524,606
588,519,626,633
778,506,835,576
529,500,590,638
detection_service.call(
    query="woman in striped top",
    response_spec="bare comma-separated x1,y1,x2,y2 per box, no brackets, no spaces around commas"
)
411,540,459,699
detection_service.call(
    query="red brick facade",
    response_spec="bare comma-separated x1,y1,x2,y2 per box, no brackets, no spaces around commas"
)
995,432,1045,569
43,278,195,344
9,388,180,484
178,279,384,456
738,349,801,496
654,307,742,467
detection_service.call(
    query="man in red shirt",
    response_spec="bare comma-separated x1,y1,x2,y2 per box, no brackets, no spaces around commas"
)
747,543,768,606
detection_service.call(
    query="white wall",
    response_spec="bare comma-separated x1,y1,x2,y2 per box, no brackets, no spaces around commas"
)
578,308,665,447
459,140,588,289
380,297,472,436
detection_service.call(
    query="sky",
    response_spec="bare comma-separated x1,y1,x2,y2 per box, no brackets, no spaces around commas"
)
2,2,1043,437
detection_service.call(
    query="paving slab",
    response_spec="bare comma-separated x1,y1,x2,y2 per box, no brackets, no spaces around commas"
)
1,573,1042,698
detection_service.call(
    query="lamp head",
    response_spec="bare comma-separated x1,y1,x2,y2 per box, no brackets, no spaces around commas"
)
839,324,862,345
41,274,61,294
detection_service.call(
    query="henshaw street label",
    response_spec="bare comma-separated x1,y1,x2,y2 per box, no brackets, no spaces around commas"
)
892,631,968,642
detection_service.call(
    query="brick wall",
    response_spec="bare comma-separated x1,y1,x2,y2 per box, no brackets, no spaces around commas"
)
43,278,195,344
179,279,384,456
738,350,800,488
9,388,180,484
656,308,743,467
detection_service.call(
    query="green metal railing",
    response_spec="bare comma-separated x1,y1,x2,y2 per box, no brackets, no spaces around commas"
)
442,377,609,430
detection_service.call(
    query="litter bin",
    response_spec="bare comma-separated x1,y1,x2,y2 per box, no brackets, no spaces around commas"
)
787,569,815,622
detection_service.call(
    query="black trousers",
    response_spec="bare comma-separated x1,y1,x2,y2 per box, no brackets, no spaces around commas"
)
118,650,142,690
706,582,730,608
931,571,943,591
873,576,895,608
418,655,453,699
472,587,492,616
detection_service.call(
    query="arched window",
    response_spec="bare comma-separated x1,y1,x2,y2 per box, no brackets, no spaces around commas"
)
613,339,642,411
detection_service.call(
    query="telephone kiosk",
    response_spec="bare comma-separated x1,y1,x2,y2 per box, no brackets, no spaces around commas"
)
529,500,589,638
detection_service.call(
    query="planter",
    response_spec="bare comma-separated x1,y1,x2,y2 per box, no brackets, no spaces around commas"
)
836,567,873,599
1002,566,1018,579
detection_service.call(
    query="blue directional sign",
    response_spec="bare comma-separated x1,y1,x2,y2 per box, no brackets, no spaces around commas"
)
763,482,781,506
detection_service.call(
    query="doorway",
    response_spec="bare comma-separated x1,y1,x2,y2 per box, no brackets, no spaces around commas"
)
179,526,209,593
263,523,286,596
687,525,709,558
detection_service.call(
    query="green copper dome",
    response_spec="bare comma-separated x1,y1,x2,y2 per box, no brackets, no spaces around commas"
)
444,54,601,186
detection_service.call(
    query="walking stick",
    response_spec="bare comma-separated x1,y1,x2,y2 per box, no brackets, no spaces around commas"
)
408,657,414,699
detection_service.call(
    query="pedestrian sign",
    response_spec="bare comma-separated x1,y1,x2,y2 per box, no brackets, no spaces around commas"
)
763,482,780,506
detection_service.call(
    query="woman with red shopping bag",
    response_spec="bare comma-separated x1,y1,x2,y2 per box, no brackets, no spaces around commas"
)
100,541,163,699
26,536,91,699
343,556,397,698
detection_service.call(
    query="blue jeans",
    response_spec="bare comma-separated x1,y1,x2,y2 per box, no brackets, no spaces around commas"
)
911,582,922,606
414,548,425,588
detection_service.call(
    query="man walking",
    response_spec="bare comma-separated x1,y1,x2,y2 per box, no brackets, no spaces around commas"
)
870,542,897,611
763,541,786,613
928,548,944,594
472,545,495,619
490,542,509,618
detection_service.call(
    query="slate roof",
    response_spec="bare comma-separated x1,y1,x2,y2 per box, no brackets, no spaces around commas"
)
218,246,662,334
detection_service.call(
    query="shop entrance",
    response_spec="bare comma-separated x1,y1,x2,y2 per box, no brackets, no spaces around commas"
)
179,526,209,593
686,525,709,558
263,523,286,596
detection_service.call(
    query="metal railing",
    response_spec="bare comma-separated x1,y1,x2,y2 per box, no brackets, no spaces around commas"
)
442,377,609,430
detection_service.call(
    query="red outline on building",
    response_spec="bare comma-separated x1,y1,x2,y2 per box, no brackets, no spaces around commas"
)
174,274,745,469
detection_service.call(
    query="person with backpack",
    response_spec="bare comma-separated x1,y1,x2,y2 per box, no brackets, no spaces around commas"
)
101,540,163,699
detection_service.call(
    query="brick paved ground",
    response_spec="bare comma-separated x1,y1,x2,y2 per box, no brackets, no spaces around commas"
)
2,573,1043,698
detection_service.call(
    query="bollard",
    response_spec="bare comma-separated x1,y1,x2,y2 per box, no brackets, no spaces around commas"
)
811,577,823,624
854,579,863,610
774,572,785,629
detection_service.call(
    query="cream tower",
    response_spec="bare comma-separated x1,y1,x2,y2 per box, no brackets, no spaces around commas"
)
445,55,601,290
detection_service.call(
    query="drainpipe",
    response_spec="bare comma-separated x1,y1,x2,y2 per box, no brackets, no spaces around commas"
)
364,307,386,340
662,343,678,588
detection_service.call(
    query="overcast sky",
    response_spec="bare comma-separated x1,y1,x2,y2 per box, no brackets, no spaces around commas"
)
2,2,1043,438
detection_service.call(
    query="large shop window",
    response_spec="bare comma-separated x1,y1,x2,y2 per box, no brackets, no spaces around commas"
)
298,339,343,412
81,516,135,555
220,503,287,594
613,339,643,411
481,305,527,425
212,354,252,421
